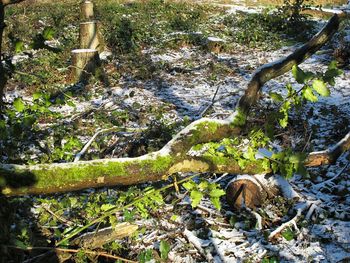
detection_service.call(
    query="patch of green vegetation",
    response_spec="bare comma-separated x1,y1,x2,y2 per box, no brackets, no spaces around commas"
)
223,6,315,49
96,0,216,53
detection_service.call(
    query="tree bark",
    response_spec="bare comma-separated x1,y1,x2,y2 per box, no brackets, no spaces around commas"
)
0,14,346,196
79,21,103,52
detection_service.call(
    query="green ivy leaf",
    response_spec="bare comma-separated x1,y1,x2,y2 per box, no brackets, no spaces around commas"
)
210,197,222,210
190,190,203,208
13,239,27,249
302,86,318,102
312,79,330,97
13,97,25,112
183,181,195,191
281,227,295,241
209,188,225,198
101,204,115,211
43,27,55,40
159,240,171,260
269,92,284,102
292,65,313,84
139,249,153,263
14,40,24,53
198,180,209,191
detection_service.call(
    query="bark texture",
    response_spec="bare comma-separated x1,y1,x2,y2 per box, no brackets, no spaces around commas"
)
0,14,347,196
79,21,103,52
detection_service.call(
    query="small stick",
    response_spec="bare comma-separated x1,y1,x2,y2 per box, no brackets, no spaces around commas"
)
302,131,313,152
211,173,229,183
252,211,263,230
74,127,144,162
268,205,305,240
199,81,223,117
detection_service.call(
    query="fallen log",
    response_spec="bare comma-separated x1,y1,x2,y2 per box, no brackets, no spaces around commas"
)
0,13,346,196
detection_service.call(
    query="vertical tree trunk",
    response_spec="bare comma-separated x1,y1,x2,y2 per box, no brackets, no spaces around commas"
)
80,0,94,21
79,21,103,52
0,3,6,106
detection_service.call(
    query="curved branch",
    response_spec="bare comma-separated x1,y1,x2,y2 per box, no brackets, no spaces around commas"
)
236,14,341,116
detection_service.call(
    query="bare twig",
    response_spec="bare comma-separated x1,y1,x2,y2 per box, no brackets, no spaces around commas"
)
74,126,145,162
41,203,74,226
268,202,307,240
311,160,350,191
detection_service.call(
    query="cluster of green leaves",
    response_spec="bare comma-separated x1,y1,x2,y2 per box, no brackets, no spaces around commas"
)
271,149,307,178
117,186,165,220
0,93,56,143
5,1,79,53
270,61,343,128
0,92,81,164
193,129,271,170
183,179,226,210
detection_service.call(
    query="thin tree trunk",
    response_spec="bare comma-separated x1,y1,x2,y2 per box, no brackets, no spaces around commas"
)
0,3,6,106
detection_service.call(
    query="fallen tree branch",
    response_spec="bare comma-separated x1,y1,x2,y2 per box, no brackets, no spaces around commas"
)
305,131,350,166
0,13,344,196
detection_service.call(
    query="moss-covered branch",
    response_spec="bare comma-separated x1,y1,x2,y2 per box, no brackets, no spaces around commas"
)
0,13,344,196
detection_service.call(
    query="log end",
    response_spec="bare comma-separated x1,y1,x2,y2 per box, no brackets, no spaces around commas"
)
226,176,266,210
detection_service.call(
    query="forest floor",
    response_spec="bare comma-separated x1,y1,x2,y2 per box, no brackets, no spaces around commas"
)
1,0,350,262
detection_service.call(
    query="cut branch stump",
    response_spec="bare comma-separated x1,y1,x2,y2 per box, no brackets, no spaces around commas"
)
70,48,100,83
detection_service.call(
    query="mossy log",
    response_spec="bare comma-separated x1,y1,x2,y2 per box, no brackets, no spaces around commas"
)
0,14,345,196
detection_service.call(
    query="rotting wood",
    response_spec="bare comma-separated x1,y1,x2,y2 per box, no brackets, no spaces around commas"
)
0,13,347,196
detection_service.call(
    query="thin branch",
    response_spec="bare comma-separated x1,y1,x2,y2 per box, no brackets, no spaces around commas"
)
311,160,350,191
183,228,214,262
199,81,222,117
41,203,74,226
74,127,122,162
4,245,138,263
